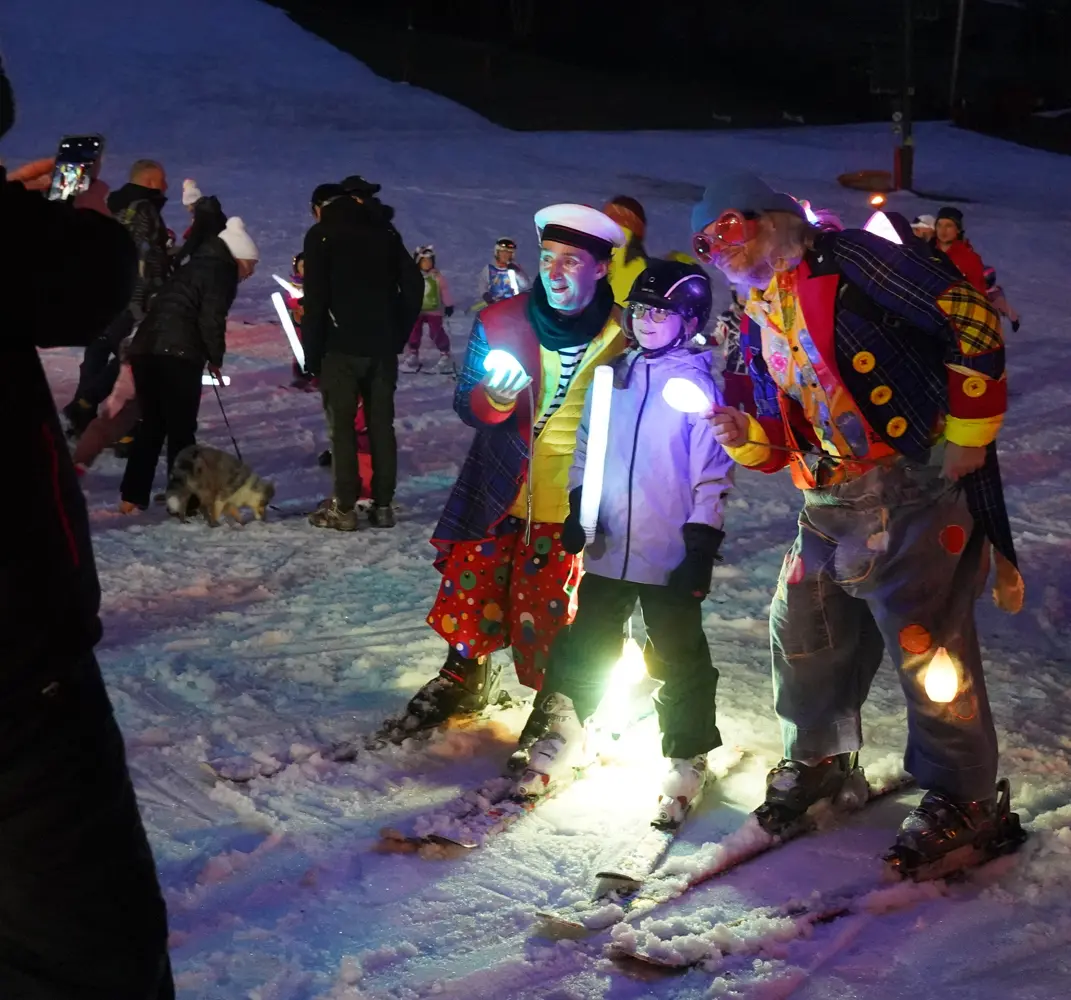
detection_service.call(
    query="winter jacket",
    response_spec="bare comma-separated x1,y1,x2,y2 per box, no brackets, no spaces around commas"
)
607,227,647,307
940,238,987,295
106,182,171,319
127,235,238,369
419,268,453,314
1,167,137,698
571,348,734,586
477,262,531,306
301,197,424,371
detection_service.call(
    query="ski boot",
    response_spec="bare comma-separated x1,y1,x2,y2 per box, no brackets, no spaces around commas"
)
754,752,863,836
514,693,587,798
402,649,504,731
655,753,709,829
431,353,456,376
506,693,553,773
400,350,421,374
884,778,1026,882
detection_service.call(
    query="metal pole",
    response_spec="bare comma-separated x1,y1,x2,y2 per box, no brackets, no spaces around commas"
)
901,0,915,190
949,0,967,117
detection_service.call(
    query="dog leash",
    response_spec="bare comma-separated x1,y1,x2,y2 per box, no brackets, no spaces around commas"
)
211,382,243,463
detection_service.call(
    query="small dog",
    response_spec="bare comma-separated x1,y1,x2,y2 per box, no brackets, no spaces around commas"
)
165,445,275,526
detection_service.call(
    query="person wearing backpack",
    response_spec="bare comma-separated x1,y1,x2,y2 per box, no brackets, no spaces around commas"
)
691,172,1023,877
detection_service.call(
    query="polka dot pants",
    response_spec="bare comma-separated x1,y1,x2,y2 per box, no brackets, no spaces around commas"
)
427,521,581,690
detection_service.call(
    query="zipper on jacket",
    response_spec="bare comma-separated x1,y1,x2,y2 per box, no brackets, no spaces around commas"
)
619,363,650,581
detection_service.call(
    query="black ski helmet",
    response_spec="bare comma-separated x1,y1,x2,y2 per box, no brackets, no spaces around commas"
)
292,251,305,272
495,237,516,251
626,259,713,331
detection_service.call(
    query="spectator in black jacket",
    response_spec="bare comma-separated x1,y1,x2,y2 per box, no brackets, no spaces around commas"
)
119,215,259,512
64,158,172,436
303,179,424,531
1,61,175,999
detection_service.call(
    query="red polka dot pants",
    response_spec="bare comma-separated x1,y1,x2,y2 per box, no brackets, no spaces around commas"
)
427,521,581,690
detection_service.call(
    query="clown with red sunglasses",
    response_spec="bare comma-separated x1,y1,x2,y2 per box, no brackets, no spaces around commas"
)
692,171,1024,879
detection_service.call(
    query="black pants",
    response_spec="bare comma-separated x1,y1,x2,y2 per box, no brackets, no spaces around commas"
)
0,656,174,999
120,356,203,507
72,309,134,410
543,573,722,759
320,352,398,508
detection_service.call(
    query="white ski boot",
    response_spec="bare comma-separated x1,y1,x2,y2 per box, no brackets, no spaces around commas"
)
514,693,586,798
654,753,709,828
400,350,421,373
430,353,456,376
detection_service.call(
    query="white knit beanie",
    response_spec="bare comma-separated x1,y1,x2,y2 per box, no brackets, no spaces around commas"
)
182,178,203,207
219,217,259,261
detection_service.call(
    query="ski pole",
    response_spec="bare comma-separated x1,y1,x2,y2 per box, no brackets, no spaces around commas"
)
212,383,243,463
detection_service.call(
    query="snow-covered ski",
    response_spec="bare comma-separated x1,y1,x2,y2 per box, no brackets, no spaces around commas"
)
610,778,1026,969
536,767,915,933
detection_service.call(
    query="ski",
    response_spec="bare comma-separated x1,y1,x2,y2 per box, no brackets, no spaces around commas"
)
612,779,1026,969
536,768,915,934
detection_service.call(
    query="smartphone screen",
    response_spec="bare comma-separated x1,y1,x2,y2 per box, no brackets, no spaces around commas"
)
47,134,104,202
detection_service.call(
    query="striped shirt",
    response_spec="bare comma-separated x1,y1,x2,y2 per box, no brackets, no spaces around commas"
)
534,344,588,436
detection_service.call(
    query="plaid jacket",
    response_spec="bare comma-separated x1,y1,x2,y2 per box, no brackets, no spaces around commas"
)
742,228,1017,569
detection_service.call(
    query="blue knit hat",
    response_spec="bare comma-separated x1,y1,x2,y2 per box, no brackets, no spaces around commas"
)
691,171,806,233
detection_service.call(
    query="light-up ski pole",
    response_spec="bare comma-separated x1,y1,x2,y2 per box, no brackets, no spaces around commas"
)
201,374,231,386
578,364,614,543
271,291,305,370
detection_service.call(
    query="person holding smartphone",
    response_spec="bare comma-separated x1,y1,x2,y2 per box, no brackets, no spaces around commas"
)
1,60,176,999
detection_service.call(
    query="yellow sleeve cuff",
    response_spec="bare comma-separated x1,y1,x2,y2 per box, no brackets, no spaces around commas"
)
724,414,772,466
944,413,1004,448
485,392,515,413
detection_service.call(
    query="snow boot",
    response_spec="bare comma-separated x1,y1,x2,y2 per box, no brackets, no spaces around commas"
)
655,753,709,828
403,649,503,729
368,504,396,529
317,449,332,468
506,694,553,774
400,350,421,373
884,778,1026,881
430,353,456,376
514,693,587,798
63,398,95,439
113,435,134,459
308,498,359,532
754,752,857,835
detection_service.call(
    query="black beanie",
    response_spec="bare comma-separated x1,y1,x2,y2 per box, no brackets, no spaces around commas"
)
1,56,14,140
936,206,964,233
311,183,345,209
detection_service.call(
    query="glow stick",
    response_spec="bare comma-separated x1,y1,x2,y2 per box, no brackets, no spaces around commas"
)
272,274,303,298
271,291,305,369
578,364,614,543
864,211,903,245
201,374,231,386
483,349,526,390
507,268,519,296
662,377,712,414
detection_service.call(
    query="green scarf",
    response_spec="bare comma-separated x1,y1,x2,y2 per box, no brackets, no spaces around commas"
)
526,277,615,351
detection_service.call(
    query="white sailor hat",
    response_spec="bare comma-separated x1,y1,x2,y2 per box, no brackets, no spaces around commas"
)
534,203,625,260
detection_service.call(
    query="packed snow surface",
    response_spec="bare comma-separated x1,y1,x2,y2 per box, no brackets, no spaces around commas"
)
3,0,1071,996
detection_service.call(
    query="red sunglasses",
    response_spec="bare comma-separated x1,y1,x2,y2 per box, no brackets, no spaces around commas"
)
692,209,760,263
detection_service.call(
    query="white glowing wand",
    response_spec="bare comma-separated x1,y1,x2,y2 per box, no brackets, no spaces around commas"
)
272,274,304,298
662,377,713,414
271,291,305,370
578,365,614,543
863,211,903,245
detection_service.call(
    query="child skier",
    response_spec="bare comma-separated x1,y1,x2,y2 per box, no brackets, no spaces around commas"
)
72,337,139,473
984,265,1021,333
286,251,312,388
474,237,530,309
514,259,735,827
402,245,455,374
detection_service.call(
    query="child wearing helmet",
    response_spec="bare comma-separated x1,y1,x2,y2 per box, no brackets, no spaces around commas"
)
286,251,312,388
403,245,456,374
475,237,531,310
513,259,736,827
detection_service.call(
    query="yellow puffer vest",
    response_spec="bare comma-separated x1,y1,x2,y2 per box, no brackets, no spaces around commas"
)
508,316,626,523
607,227,648,307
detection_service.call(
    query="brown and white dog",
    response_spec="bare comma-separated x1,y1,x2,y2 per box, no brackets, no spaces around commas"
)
165,445,275,526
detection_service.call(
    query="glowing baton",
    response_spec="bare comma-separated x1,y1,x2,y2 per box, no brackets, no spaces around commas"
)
271,291,305,370
272,274,304,298
201,374,231,386
483,349,527,390
507,267,519,296
923,646,958,704
662,377,713,414
863,211,903,245
578,364,614,543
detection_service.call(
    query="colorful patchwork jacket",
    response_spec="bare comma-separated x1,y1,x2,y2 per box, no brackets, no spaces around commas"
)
431,293,624,555
730,229,1020,606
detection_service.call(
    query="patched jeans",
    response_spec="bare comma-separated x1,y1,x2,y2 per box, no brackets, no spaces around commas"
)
770,457,999,802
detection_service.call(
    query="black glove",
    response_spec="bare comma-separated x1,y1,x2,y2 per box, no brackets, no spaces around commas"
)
667,524,725,598
445,305,455,318
560,487,587,555
482,291,493,304
1011,318,1020,333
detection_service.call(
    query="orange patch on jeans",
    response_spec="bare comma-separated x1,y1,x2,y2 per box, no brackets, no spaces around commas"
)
899,623,932,655
939,524,967,555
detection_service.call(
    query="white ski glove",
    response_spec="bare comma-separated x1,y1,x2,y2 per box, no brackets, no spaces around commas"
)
482,349,532,405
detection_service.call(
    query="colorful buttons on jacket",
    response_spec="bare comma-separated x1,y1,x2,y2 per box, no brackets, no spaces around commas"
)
852,351,876,373
886,416,908,438
962,376,987,398
870,385,893,405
